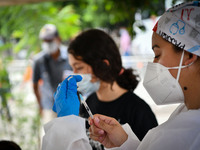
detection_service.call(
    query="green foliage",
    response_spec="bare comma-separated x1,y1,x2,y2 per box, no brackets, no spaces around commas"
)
0,2,81,56
0,0,191,55
0,59,41,149
50,5,81,40
0,43,12,52
0,3,81,149
0,63,10,89
0,59,12,122
62,0,191,36
63,0,165,36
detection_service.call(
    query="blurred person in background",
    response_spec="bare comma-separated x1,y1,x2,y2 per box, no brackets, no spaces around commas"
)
42,29,158,150
32,24,71,124
119,27,132,56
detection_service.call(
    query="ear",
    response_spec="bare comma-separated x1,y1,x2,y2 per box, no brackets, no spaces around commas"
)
103,59,110,66
184,51,198,65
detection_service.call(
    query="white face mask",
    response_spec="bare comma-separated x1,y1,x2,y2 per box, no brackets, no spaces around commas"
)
77,74,100,97
143,51,193,105
42,41,59,54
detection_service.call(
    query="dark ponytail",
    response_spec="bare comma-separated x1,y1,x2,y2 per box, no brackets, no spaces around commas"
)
116,68,139,92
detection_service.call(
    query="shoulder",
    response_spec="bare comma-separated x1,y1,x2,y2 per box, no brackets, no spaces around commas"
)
123,92,157,119
87,92,96,99
157,109,200,140
167,109,200,129
124,91,152,108
33,51,46,63
144,110,200,149
123,91,143,101
86,93,97,103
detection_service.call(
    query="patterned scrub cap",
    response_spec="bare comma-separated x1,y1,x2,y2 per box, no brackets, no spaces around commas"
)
39,24,58,40
153,1,200,56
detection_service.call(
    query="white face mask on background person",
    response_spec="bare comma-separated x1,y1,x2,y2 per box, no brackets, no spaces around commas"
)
77,74,100,97
143,51,194,105
42,41,59,54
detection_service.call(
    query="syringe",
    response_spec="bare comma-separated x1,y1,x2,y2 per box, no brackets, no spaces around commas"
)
77,91,94,119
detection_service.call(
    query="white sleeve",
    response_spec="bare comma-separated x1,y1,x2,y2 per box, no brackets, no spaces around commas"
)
105,123,140,150
42,115,92,150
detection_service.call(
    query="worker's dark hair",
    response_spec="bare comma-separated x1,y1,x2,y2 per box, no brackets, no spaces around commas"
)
68,29,139,91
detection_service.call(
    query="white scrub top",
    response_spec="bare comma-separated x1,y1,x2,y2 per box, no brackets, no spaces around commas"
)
111,104,200,150
42,104,200,150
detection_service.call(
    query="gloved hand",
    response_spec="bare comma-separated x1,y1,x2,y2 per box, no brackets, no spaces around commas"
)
52,75,82,117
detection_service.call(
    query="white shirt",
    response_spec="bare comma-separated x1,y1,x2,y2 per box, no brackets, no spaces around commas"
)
110,104,200,150
42,115,92,150
42,104,200,150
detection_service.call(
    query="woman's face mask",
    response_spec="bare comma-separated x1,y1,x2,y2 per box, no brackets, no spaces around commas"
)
42,41,59,54
143,51,194,105
77,74,100,97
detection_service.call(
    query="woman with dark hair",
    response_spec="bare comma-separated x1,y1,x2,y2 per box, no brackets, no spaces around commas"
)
68,29,138,92
67,29,157,149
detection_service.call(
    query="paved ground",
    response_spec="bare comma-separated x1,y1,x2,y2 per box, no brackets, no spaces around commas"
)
0,60,40,150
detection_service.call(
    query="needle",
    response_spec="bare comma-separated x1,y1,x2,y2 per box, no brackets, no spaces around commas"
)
77,91,94,119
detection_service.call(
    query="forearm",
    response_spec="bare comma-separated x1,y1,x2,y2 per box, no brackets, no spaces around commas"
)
33,83,42,108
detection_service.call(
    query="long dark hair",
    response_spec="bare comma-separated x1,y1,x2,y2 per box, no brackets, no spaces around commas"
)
68,29,139,92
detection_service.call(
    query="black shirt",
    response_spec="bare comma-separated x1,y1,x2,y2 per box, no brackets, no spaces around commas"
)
80,91,158,149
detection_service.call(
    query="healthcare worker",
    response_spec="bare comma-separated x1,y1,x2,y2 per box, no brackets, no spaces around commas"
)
42,1,200,150
89,1,200,150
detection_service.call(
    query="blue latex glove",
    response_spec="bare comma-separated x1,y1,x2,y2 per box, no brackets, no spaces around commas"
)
52,75,82,117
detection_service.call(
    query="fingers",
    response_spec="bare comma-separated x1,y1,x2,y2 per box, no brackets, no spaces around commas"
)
89,114,116,140
52,103,57,112
89,121,106,143
89,131,105,143
55,83,62,94
92,114,118,134
89,114,128,148
98,115,117,125
58,77,68,92
56,75,82,93
88,114,105,125
73,75,82,82
90,120,105,135
67,75,82,91
52,75,82,117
